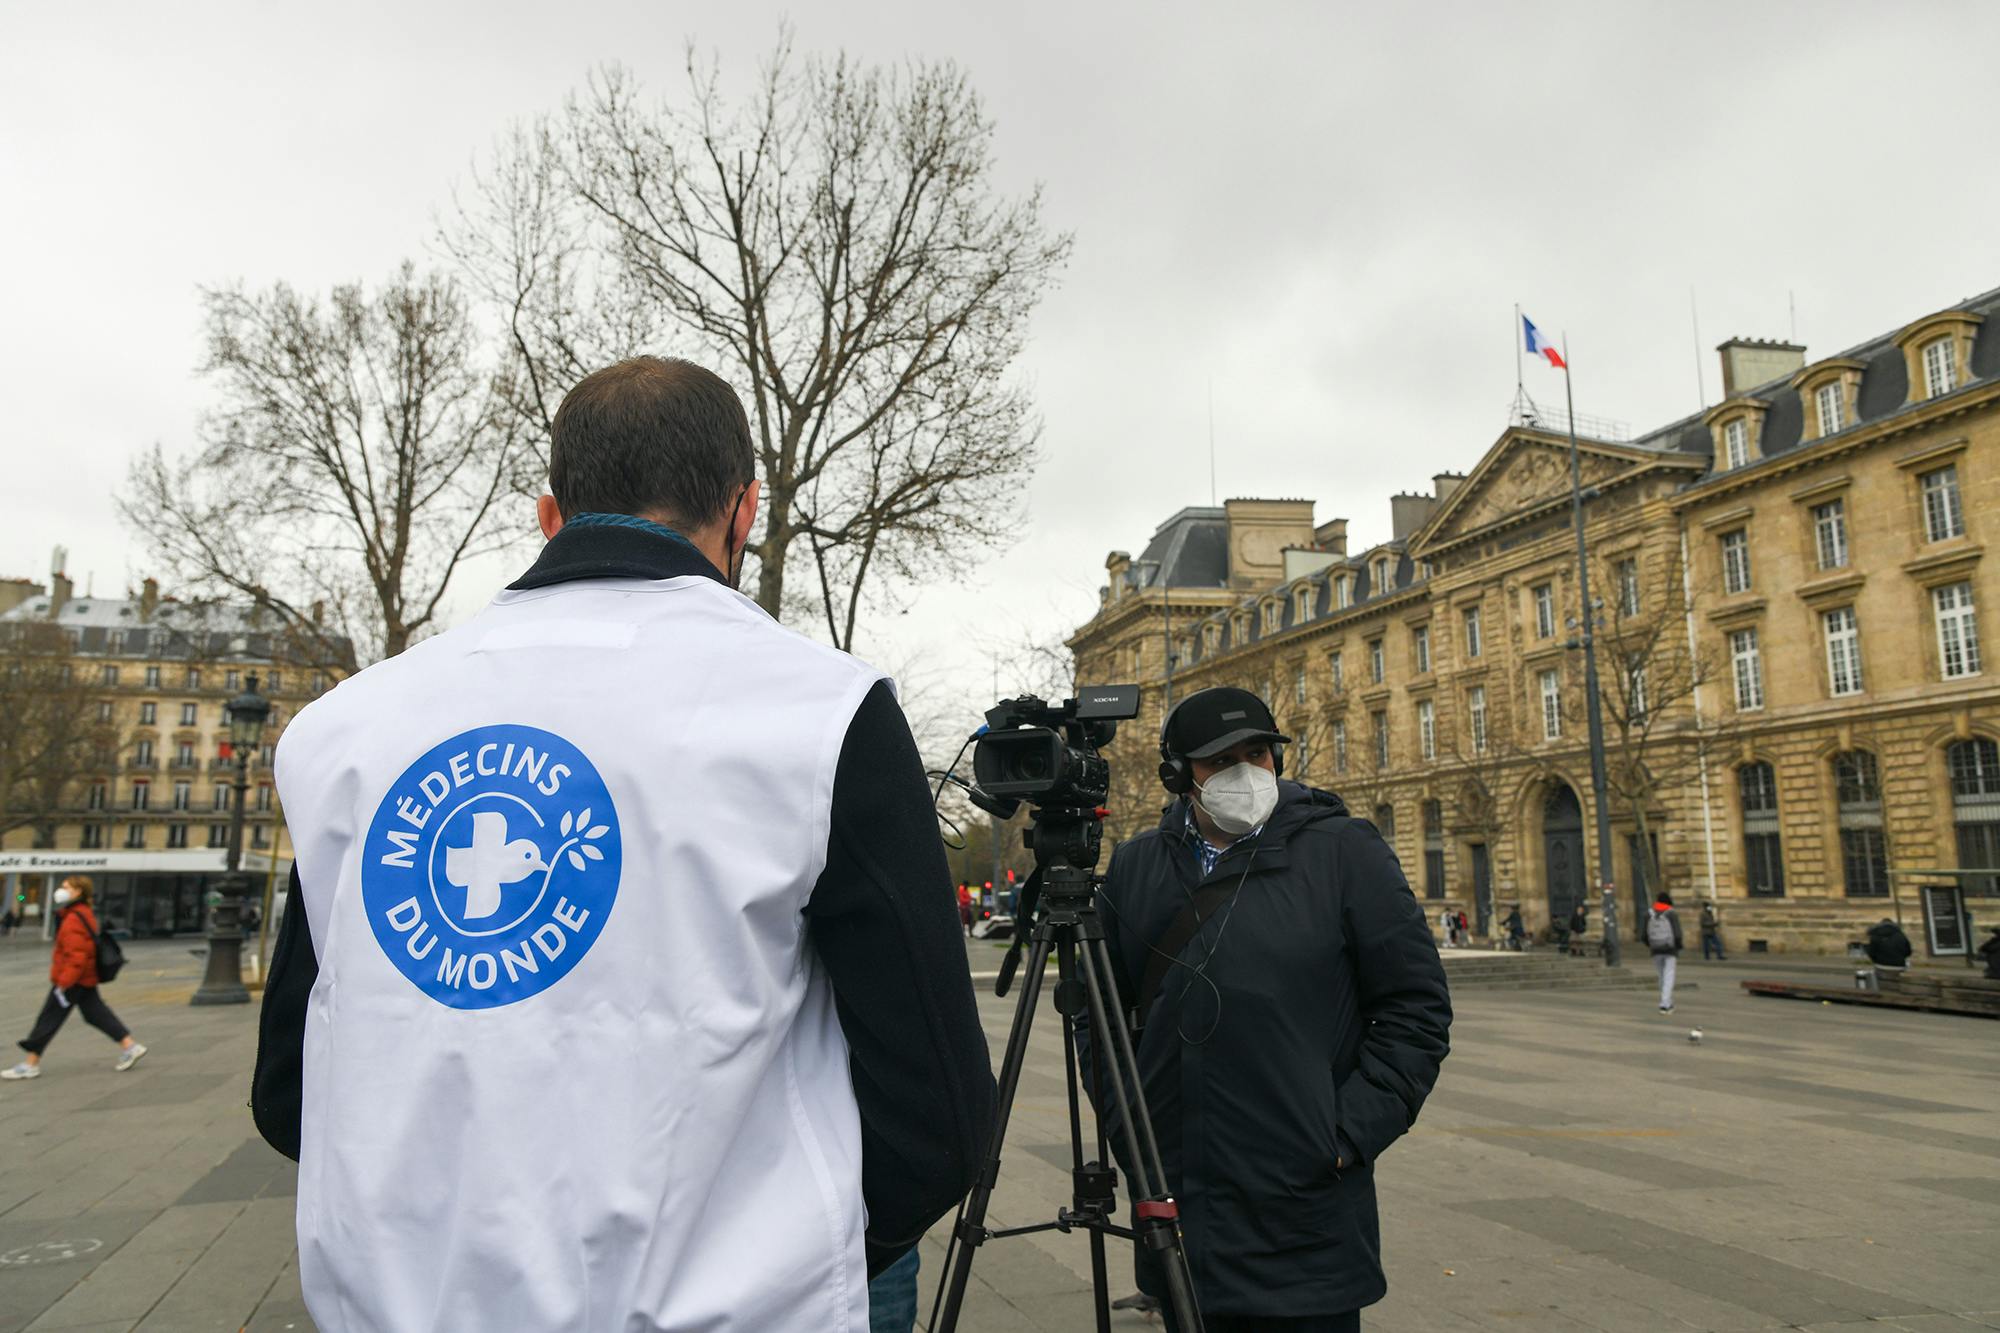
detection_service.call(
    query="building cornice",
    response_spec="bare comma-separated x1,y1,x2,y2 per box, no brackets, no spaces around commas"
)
1671,380,2000,508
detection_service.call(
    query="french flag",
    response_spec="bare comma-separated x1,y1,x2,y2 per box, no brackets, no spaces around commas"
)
1523,315,1566,370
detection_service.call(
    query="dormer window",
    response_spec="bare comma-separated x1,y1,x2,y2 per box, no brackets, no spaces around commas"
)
1294,586,1313,623
1204,623,1221,655
1261,601,1282,636
1335,574,1353,610
1923,336,1957,398
1723,419,1749,469
1371,558,1389,591
1231,611,1249,644
1893,309,1982,406
1815,382,1843,436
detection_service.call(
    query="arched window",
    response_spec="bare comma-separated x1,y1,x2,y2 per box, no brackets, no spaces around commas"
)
1947,739,2000,897
1834,751,1887,897
1421,799,1445,900
1738,762,1784,897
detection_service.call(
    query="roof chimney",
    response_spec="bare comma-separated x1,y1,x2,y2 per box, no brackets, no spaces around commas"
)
1313,517,1349,557
1433,472,1467,504
48,571,72,620
1390,491,1440,542
139,577,159,621
1717,338,1806,397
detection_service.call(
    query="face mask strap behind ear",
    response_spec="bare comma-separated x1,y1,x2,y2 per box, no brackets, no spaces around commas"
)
723,484,751,590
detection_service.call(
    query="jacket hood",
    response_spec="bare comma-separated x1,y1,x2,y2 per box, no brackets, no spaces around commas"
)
1155,779,1349,839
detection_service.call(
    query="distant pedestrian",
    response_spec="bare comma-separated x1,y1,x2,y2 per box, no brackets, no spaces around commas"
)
1645,891,1683,1013
1865,918,1913,972
1457,909,1470,945
1568,902,1589,955
1503,906,1526,951
1979,926,2000,981
1,877,146,1081
1699,900,1725,960
957,883,973,936
1441,907,1457,948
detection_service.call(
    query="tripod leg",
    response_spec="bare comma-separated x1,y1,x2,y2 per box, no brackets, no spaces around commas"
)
935,928,1055,1332
1075,932,1206,1333
1056,938,1114,1333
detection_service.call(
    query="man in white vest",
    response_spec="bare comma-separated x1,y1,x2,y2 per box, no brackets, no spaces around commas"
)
253,357,995,1331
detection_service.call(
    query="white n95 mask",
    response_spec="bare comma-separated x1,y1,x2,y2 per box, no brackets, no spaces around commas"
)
1194,762,1278,835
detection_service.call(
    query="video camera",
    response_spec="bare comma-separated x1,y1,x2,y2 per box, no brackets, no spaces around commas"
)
970,685,1141,820
966,686,1139,999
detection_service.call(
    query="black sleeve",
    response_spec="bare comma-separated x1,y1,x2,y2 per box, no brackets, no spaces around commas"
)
251,865,316,1162
1333,820,1452,1167
805,680,997,1278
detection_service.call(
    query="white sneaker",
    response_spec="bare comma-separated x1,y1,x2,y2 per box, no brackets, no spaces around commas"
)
1,1062,39,1080
114,1044,146,1072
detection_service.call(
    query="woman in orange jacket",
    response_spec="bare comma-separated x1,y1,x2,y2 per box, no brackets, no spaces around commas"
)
2,876,146,1080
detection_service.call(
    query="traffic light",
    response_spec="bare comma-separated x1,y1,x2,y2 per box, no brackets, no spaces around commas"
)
984,880,993,890
1005,869,1015,884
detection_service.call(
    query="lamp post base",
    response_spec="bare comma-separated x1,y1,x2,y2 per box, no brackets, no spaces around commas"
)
191,871,253,1006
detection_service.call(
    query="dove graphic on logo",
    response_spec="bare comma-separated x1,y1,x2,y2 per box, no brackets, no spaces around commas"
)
444,811,548,920
362,724,622,1009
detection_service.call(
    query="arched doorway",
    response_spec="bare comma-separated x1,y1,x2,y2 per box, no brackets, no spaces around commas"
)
1543,783,1585,925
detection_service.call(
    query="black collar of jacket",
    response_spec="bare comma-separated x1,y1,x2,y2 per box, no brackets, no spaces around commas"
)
1155,782,1349,879
507,521,728,591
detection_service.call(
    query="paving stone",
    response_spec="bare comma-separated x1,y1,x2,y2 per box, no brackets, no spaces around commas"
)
9,936,2000,1332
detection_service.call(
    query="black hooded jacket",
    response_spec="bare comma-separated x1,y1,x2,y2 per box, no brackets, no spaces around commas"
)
1080,782,1451,1317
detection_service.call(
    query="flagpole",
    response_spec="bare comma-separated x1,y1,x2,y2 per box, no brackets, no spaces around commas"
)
1514,304,1525,401
1561,334,1622,969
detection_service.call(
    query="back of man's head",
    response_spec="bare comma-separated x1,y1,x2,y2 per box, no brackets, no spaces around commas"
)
549,357,755,531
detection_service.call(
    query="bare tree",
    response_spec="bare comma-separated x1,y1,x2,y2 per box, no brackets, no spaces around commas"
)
121,264,532,668
0,624,99,840
1592,545,1737,900
444,38,1070,648
1435,685,1543,853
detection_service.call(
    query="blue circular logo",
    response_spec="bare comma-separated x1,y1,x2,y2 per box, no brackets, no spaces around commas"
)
361,725,621,1009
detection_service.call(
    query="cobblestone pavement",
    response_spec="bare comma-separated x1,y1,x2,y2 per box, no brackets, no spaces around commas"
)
2,932,1995,1331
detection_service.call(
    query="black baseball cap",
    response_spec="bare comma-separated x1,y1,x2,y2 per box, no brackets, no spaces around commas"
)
1161,686,1290,760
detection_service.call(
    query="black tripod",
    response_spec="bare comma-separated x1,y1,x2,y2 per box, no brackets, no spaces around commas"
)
934,850,1205,1331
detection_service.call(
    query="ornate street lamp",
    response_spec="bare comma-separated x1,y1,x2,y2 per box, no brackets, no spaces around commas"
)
192,672,271,1005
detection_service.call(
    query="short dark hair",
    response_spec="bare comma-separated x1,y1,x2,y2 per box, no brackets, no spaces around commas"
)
549,357,755,528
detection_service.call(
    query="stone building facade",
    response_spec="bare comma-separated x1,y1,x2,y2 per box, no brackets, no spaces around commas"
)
0,567,344,935
1070,287,2000,957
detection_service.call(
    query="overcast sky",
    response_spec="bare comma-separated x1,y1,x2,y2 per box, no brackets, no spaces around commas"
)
6,1,1998,744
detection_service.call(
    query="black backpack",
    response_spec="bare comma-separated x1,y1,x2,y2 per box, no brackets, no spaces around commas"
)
83,916,126,984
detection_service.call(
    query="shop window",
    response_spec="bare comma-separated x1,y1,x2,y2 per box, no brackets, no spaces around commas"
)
1947,739,2000,897
1739,762,1784,896
1835,751,1888,898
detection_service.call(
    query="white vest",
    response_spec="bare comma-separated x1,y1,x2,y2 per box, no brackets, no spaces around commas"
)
275,573,884,1332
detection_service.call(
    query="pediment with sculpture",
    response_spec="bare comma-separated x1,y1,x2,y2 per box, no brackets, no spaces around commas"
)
1422,435,1638,550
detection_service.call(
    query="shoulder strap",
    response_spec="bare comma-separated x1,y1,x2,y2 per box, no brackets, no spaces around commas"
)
1136,879,1239,1021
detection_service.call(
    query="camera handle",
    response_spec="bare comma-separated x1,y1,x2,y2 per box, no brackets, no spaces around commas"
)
933,862,1205,1333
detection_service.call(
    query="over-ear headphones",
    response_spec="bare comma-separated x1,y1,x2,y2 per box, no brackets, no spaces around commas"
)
1157,693,1285,795
1158,695,1195,794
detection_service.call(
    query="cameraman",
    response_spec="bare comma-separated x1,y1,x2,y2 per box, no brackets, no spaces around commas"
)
1086,686,1450,1331
251,357,993,1331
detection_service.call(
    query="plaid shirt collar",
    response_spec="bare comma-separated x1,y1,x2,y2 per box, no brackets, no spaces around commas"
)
1181,802,1262,877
